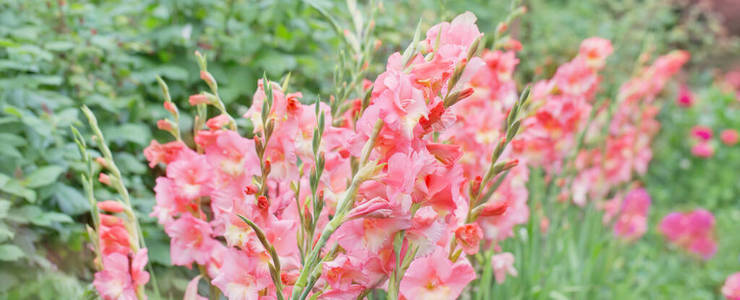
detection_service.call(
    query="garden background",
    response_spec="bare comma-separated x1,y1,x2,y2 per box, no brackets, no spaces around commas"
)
0,0,738,299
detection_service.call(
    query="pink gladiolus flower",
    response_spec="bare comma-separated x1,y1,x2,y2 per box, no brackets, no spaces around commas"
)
184,276,207,300
455,223,483,255
166,154,213,200
491,252,518,283
143,140,190,168
690,125,713,141
579,37,613,69
164,215,219,266
721,129,739,146
400,248,476,300
659,209,717,259
93,253,139,300
691,142,715,158
723,272,740,300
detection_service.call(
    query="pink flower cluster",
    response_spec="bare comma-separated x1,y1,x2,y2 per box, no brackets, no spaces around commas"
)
724,272,740,300
144,12,534,300
658,209,717,260
442,47,529,247
512,37,613,173
92,201,150,300
689,125,738,158
603,188,651,241
567,51,689,206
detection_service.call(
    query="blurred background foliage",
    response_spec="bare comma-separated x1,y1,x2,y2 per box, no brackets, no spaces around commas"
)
0,0,737,299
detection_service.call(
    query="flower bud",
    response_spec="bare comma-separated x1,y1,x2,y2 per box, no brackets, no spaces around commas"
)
95,157,108,168
157,119,174,131
206,114,230,130
200,71,216,86
243,185,258,195
188,94,211,106
257,195,269,211
98,200,125,213
480,199,509,217
98,173,112,186
163,101,178,115
455,223,483,255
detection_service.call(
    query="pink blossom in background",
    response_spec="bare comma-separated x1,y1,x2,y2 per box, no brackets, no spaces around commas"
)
612,188,651,241
676,85,695,107
723,272,740,300
720,129,739,146
491,252,518,283
690,125,713,141
658,209,717,259
691,142,715,158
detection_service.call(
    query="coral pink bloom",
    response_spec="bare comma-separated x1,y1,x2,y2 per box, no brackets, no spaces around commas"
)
721,129,739,146
93,253,139,300
612,188,651,241
164,215,219,266
676,85,695,107
143,140,190,168
491,252,518,284
211,248,272,300
206,114,231,130
99,222,131,255
578,37,613,69
690,125,713,141
184,276,207,300
131,249,150,287
201,130,259,177
554,58,598,97
322,254,369,290
691,142,715,158
723,272,740,300
455,223,483,255
423,11,482,65
166,153,213,200
400,247,475,300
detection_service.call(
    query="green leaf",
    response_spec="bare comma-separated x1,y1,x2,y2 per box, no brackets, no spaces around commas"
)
52,183,89,216
0,244,24,261
25,166,66,188
0,178,36,202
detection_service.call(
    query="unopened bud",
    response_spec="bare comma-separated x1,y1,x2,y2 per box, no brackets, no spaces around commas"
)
95,157,108,168
264,159,272,175
97,200,125,213
157,119,174,131
480,199,509,217
243,185,258,195
200,71,216,87
98,173,112,186
188,94,210,106
445,87,475,107
257,195,269,210
163,101,178,115
496,22,508,34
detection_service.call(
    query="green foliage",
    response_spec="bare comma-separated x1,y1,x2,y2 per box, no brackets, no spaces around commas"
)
648,83,740,209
